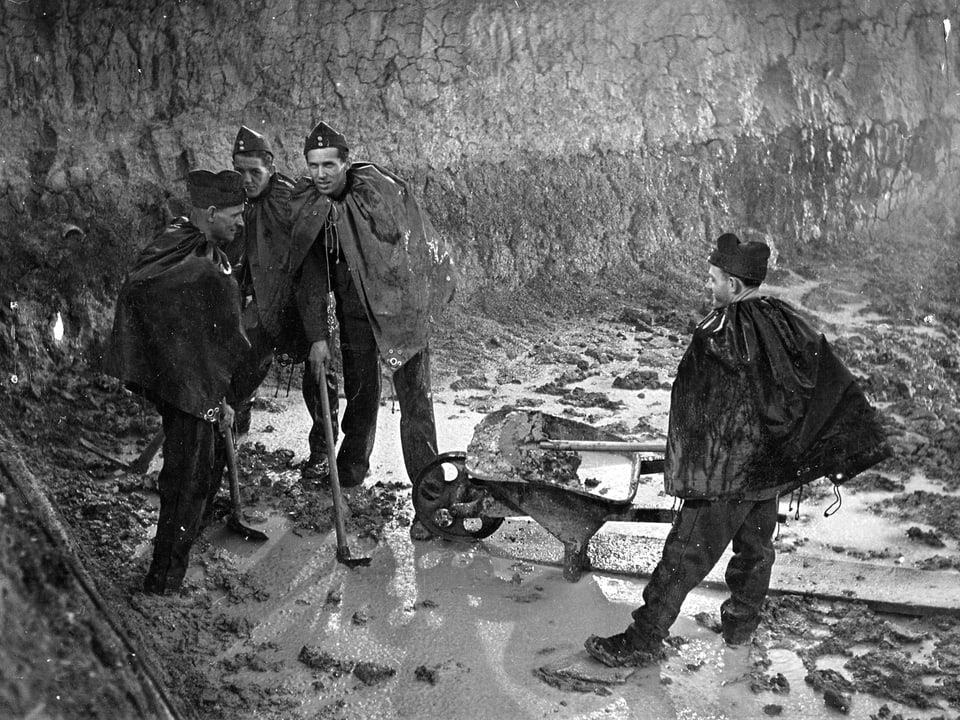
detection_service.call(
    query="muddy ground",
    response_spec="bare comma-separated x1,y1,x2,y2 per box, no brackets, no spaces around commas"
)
2,264,960,720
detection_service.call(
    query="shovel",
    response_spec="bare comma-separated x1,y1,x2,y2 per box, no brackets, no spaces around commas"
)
223,424,269,542
318,359,371,568
79,428,165,474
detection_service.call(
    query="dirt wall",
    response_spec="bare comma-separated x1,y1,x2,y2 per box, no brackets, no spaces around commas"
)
1,0,959,361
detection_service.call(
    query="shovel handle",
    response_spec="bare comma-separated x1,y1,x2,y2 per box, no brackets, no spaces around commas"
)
539,440,667,453
129,429,165,474
223,425,242,511
318,361,352,560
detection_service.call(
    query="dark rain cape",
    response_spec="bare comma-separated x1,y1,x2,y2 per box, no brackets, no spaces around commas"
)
104,218,249,421
665,297,890,499
288,162,457,370
222,172,307,360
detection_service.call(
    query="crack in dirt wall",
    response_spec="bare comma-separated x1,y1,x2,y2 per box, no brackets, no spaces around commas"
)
0,0,958,367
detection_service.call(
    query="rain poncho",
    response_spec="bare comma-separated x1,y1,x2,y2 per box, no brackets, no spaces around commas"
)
105,219,249,420
665,297,889,499
288,162,456,370
223,172,305,359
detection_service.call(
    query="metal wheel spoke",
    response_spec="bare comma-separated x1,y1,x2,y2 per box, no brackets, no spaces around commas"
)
412,452,503,541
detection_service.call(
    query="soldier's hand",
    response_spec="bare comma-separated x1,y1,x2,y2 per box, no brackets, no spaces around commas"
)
218,399,236,433
307,340,331,383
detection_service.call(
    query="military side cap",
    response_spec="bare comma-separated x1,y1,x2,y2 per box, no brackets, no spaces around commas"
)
304,120,349,155
708,232,770,282
187,169,245,208
233,125,272,156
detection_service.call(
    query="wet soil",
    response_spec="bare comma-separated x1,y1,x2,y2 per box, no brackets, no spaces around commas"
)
2,268,960,719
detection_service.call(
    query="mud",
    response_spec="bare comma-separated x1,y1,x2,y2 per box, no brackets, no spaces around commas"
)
3,268,960,719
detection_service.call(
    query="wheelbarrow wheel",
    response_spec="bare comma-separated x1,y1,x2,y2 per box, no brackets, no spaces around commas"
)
412,452,504,541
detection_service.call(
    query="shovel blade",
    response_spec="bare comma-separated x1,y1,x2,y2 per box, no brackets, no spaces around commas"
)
226,514,269,542
336,547,372,568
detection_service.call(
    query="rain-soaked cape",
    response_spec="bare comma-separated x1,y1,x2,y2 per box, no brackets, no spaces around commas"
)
288,162,457,371
665,297,890,500
223,172,306,359
104,218,249,421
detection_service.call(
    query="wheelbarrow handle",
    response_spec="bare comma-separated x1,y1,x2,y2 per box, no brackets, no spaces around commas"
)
539,440,667,453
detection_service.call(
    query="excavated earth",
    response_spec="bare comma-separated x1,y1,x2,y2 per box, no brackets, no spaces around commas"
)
2,263,960,720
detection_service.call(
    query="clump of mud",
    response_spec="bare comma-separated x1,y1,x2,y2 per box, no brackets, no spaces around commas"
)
466,407,585,486
298,645,396,686
755,596,960,713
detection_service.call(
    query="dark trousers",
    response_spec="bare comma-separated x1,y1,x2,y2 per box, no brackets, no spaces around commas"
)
628,496,778,643
229,323,275,437
301,314,439,487
144,403,225,594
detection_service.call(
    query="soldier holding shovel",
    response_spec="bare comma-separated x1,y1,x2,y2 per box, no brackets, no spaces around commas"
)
287,121,456,539
106,170,250,594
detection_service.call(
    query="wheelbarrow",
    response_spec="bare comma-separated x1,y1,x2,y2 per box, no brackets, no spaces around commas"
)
412,406,673,582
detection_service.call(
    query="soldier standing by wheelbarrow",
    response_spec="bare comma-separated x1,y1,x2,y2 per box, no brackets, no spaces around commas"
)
583,232,890,667
287,121,456,539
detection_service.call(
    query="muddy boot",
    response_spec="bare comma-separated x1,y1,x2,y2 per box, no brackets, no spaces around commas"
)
583,629,665,668
720,614,759,646
409,517,434,541
720,598,762,646
301,454,330,482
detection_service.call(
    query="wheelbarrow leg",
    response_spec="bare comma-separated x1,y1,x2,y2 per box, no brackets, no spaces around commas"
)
482,481,611,582
561,541,591,582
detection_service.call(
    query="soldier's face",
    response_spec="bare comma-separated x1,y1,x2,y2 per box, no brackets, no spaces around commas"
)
707,264,736,308
306,148,349,197
208,205,245,244
233,155,273,199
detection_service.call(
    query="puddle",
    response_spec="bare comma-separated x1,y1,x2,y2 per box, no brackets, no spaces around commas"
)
192,326,959,719
199,512,957,719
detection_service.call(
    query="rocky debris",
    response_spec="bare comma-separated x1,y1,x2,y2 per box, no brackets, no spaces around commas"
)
414,664,440,684
413,659,468,686
534,369,589,394
556,388,624,410
616,306,656,333
693,611,722,634
612,368,662,390
297,646,396,686
251,397,285,413
220,648,283,673
750,672,790,695
450,375,489,391
906,526,946,547
876,492,960,544
805,669,855,713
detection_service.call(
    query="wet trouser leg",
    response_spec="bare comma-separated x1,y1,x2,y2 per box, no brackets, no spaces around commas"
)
335,310,380,487
144,404,221,593
629,497,776,643
720,498,778,640
229,324,275,439
302,363,340,460
392,347,439,484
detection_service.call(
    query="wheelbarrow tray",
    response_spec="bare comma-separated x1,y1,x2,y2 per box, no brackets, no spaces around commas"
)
463,408,668,580
465,407,662,503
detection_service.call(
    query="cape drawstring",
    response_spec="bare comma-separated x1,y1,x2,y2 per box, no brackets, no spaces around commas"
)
788,485,803,521
824,483,843,517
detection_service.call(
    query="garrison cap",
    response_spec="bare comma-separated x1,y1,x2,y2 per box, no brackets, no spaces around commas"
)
187,170,245,209
233,125,273,157
708,233,770,283
304,121,349,155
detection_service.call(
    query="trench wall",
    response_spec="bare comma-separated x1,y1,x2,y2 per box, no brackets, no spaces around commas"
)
1,0,959,366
